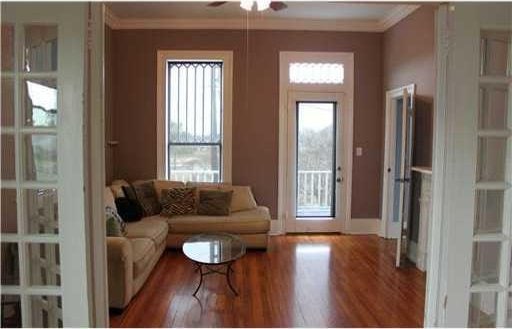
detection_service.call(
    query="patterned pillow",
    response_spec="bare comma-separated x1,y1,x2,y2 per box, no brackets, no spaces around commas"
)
160,187,196,217
132,181,161,216
197,190,233,216
105,206,127,237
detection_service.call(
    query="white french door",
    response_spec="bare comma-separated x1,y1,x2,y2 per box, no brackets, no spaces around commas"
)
285,92,346,233
427,3,512,327
1,2,96,327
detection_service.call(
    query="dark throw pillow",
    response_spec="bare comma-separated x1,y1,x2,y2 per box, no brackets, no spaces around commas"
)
115,197,143,222
131,181,161,216
197,190,233,216
160,187,196,217
105,206,127,237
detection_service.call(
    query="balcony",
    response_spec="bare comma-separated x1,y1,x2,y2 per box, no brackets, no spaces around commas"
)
170,170,334,218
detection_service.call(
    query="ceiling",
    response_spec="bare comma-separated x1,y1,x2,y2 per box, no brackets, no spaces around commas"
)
107,1,398,21
105,1,421,32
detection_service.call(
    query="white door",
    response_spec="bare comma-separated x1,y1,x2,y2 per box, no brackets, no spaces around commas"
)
285,92,345,233
1,3,96,327
382,85,416,244
426,3,512,327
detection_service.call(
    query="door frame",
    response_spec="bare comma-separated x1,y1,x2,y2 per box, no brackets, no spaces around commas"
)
278,51,354,234
425,3,512,327
285,92,346,233
380,84,416,239
0,2,107,326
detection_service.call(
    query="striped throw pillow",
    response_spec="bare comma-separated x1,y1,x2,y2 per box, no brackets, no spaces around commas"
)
160,187,196,217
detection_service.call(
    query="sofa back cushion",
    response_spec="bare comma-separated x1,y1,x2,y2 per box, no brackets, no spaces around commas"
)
197,190,233,216
220,185,258,212
110,179,130,198
105,187,117,211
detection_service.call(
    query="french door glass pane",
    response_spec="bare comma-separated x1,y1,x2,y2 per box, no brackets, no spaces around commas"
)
468,291,498,327
29,295,62,327
169,145,220,182
1,188,17,233
479,83,509,130
2,77,14,126
1,294,21,327
2,134,15,180
474,190,504,234
24,134,57,182
23,79,58,127
1,242,19,285
28,243,60,286
296,102,335,218
471,241,501,284
25,189,58,234
480,30,511,77
24,25,58,73
1,24,14,72
477,137,507,181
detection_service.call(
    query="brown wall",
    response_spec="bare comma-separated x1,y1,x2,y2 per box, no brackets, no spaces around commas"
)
383,5,436,168
109,29,384,219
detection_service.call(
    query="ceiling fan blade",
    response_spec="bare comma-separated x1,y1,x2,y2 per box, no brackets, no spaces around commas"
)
270,1,288,11
207,1,228,7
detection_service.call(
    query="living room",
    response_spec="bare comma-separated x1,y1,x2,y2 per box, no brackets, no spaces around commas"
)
2,1,511,328
103,1,435,327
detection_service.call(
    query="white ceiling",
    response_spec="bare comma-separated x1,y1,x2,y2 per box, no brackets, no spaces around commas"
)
107,1,399,21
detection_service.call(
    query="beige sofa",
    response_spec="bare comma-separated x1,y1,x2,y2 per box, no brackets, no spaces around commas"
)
105,179,270,308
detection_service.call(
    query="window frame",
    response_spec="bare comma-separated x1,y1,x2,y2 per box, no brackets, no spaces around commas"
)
156,50,233,183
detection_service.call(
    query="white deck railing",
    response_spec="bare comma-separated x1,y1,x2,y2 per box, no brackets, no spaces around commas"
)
170,169,333,211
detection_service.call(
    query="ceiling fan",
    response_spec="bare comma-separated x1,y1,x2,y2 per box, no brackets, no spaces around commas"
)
208,1,288,12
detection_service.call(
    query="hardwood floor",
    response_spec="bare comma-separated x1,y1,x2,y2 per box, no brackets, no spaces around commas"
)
109,235,426,328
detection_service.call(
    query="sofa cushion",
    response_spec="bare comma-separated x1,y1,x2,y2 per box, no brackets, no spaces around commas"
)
153,180,185,200
161,206,271,234
129,238,156,278
105,187,117,211
110,180,130,198
220,185,258,212
125,218,168,246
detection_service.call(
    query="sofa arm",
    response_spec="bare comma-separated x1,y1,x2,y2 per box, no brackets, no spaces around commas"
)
107,237,134,309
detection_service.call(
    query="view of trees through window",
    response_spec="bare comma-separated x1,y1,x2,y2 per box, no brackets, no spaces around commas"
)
167,61,223,182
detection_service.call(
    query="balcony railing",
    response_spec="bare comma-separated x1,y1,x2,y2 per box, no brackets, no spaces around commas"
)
170,169,334,217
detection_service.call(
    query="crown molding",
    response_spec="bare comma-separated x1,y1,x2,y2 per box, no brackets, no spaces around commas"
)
105,4,420,32
379,4,420,31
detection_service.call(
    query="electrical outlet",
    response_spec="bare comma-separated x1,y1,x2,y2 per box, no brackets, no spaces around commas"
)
356,147,363,156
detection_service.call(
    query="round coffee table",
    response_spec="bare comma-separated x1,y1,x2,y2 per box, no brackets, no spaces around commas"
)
183,233,246,296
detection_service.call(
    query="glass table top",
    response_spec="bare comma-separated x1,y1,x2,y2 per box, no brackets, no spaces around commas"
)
183,233,246,265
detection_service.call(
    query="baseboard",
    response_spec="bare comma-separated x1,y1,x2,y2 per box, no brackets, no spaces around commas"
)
408,241,418,263
269,219,284,235
348,218,381,235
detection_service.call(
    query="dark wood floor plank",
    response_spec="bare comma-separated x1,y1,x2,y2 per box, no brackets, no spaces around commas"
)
110,235,426,328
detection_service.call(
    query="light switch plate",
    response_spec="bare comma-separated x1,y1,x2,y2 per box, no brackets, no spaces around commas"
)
356,147,363,156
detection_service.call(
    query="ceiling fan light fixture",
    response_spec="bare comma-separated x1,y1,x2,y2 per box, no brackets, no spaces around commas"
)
240,0,254,11
256,0,271,11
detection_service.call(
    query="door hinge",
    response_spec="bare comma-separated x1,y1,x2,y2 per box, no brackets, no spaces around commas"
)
443,295,448,309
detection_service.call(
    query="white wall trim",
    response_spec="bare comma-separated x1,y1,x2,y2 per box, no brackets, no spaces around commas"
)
105,5,420,32
380,5,420,31
347,218,381,235
269,220,284,236
156,50,233,182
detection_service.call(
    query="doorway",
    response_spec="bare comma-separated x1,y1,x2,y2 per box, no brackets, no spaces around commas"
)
285,92,346,232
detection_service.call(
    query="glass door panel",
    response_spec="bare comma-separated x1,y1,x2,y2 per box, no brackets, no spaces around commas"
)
296,102,336,218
